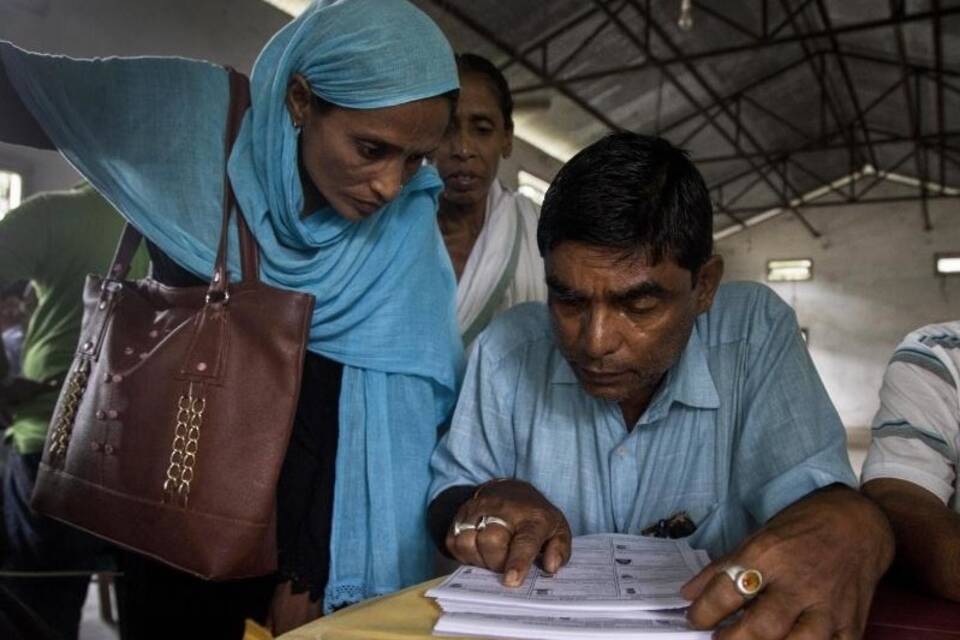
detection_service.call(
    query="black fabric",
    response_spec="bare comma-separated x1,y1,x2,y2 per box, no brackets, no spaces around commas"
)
277,354,341,600
427,485,476,558
0,62,55,150
115,551,275,640
145,240,205,288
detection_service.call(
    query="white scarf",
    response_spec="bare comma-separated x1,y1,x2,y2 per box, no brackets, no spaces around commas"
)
457,180,547,345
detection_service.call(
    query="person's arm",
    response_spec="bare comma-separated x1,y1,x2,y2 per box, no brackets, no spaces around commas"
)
684,484,893,638
0,42,232,279
684,286,893,637
0,198,46,300
427,313,573,584
859,334,960,601
863,478,960,601
0,203,47,400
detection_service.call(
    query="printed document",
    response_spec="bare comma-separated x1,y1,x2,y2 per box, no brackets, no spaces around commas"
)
427,533,713,638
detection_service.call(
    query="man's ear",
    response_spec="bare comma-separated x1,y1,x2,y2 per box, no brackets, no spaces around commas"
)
694,255,724,314
285,74,313,128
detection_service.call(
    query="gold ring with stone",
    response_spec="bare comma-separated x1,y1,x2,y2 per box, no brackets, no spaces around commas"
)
724,564,764,599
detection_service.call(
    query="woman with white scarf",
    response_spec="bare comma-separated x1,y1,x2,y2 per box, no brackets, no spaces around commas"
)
434,54,547,346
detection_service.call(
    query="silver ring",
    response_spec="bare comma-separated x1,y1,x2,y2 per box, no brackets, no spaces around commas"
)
452,521,477,536
476,515,512,533
724,564,764,599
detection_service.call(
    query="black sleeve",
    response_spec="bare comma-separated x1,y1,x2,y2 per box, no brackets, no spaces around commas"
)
145,241,205,287
0,61,55,150
427,485,476,557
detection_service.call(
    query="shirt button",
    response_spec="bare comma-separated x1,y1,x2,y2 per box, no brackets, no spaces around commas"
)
617,447,628,457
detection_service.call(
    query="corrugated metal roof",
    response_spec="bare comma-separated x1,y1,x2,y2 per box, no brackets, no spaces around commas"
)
414,0,960,235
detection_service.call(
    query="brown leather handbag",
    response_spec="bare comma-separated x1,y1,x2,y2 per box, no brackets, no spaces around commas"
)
31,70,314,580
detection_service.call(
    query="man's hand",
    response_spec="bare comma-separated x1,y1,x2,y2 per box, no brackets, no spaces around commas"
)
445,479,572,587
681,485,894,639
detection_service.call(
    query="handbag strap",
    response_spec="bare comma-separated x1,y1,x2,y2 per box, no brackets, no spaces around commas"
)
209,69,257,296
106,68,257,292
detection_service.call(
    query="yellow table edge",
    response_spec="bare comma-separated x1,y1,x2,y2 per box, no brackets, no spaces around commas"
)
279,576,496,640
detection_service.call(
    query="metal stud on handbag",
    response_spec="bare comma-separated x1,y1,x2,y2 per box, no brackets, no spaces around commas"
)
31,69,315,580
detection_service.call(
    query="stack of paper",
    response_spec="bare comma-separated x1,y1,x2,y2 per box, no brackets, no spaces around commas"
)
427,533,712,639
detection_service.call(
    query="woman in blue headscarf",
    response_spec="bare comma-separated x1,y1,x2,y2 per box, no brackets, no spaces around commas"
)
0,0,463,635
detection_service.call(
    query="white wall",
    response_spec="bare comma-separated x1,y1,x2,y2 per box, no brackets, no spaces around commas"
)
717,180,960,430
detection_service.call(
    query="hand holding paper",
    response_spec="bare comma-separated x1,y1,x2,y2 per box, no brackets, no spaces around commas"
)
445,479,573,586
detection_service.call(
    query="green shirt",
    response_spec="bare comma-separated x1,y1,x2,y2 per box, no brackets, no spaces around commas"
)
1,183,148,453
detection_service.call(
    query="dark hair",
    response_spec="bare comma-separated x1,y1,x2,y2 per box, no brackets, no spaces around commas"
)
455,53,513,131
537,133,713,274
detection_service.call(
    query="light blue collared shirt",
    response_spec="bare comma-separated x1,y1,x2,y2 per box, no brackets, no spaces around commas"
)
429,282,856,559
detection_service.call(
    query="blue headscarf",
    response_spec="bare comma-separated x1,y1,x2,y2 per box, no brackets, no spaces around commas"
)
1,0,462,610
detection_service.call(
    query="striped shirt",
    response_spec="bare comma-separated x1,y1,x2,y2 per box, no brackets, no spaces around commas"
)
861,322,960,510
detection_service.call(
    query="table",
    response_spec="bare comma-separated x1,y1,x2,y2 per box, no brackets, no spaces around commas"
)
865,579,960,639
278,577,960,640
278,578,455,640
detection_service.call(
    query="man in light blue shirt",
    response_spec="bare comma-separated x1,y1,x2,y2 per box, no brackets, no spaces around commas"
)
428,133,893,638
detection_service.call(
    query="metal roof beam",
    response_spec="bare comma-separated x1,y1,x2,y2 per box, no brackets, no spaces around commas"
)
500,3,611,74
697,131,958,164
718,163,781,210
511,3,960,95
615,0,820,237
785,156,855,202
740,93,817,143
889,0,930,229
934,0,946,186
695,77,918,163
677,103,724,147
549,1,629,80
779,0,858,162
657,52,815,138
855,147,916,199
839,49,960,79
691,2,762,41
723,192,958,216
426,0,623,132
767,0,817,38
814,0,880,169
916,71,932,230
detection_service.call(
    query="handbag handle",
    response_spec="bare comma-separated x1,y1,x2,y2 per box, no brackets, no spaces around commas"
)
107,68,258,294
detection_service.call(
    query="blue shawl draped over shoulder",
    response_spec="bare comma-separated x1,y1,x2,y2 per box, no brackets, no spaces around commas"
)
0,0,462,610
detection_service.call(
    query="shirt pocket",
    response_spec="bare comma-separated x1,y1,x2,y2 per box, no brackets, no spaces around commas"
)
633,490,720,538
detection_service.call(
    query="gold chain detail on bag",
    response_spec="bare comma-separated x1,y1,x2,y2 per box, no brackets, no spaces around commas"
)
49,359,90,461
163,384,205,507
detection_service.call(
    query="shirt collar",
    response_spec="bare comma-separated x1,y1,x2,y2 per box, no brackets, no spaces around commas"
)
550,324,720,420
